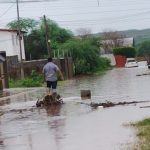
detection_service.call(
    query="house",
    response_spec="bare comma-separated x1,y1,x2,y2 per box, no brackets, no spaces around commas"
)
0,29,26,60
100,37,134,66
100,37,134,54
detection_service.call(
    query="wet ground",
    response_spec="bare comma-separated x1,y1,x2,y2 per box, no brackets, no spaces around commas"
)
0,67,150,150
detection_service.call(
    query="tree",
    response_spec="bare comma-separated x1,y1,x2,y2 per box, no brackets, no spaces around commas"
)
7,18,39,33
7,17,73,60
24,29,47,60
40,18,73,43
138,40,150,62
60,37,109,74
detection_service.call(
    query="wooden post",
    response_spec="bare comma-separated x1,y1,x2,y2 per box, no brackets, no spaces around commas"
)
81,90,91,99
0,52,9,88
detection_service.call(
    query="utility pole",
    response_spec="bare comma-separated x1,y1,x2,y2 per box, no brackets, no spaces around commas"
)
16,0,24,79
43,15,51,57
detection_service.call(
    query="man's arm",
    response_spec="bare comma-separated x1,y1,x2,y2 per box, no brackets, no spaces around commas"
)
58,70,64,80
55,65,64,80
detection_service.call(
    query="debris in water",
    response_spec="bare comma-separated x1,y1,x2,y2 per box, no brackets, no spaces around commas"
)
136,73,150,76
140,106,150,108
81,100,149,109
36,93,63,107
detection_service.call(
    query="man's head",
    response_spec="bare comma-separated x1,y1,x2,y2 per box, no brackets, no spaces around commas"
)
48,57,52,62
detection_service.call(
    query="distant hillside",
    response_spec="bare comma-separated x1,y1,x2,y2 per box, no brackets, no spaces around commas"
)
97,28,150,47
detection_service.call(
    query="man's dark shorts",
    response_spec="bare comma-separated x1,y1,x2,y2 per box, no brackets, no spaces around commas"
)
46,81,57,89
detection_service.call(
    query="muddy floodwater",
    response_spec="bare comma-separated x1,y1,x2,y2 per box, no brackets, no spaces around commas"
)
1,67,150,150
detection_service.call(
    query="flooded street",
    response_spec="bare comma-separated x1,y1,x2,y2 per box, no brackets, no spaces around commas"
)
1,67,150,150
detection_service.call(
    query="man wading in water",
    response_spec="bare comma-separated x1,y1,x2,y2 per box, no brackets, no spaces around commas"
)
43,57,64,95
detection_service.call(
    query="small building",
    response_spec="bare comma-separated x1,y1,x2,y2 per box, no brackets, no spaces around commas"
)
100,37,134,54
100,37,134,66
0,29,26,60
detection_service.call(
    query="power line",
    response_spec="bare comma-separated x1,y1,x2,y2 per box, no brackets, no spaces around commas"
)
0,0,58,3
0,8,150,25
1,6,150,22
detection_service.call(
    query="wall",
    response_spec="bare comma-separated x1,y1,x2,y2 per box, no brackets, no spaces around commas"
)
7,56,74,80
0,31,25,60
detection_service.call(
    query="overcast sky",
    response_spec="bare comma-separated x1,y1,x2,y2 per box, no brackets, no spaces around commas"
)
0,0,150,34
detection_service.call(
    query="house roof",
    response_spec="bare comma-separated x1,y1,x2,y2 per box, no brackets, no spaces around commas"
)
0,29,26,33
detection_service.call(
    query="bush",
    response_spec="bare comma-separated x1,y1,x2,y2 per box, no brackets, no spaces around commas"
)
9,70,43,88
138,40,150,56
98,57,111,69
113,47,136,58
60,37,110,75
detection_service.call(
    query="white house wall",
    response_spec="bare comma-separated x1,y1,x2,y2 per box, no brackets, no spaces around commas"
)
0,31,25,60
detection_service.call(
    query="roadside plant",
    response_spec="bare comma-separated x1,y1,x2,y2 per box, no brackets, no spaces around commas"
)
113,47,136,58
138,40,150,62
60,37,110,75
9,70,43,88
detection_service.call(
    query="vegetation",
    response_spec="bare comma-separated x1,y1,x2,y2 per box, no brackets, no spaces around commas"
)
60,37,111,75
7,17,111,77
7,18,39,32
131,118,150,150
113,47,136,58
7,18,73,60
138,40,150,62
9,70,43,88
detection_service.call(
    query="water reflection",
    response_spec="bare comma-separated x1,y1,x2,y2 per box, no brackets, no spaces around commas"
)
48,116,66,150
0,98,10,106
46,105,62,116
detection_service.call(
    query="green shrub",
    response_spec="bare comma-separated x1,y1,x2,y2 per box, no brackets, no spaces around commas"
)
60,37,111,75
9,70,43,88
98,57,111,69
113,47,136,58
138,40,150,56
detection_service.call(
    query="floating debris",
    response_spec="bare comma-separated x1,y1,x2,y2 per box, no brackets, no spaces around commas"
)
81,100,149,109
36,93,63,107
136,73,150,76
140,106,150,108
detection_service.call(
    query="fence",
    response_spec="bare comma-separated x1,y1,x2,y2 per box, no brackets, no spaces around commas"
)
7,56,74,80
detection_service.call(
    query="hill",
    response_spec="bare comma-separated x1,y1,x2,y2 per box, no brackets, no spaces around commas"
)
97,28,150,47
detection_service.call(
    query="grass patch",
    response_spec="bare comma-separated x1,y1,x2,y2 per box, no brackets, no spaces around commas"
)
9,70,43,88
131,118,150,150
9,78,43,88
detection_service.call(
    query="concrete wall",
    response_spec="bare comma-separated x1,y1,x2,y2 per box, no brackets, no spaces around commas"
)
0,31,25,60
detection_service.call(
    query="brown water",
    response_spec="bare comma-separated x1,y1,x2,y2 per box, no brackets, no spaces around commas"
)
0,67,150,150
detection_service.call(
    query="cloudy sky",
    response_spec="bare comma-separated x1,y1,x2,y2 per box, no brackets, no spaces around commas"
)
0,0,150,34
